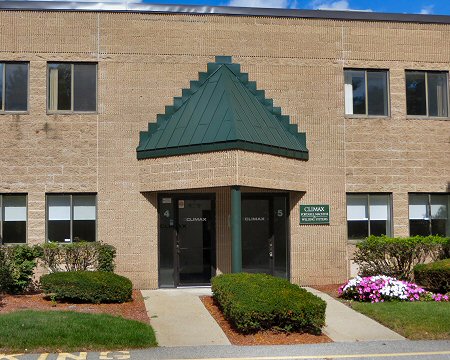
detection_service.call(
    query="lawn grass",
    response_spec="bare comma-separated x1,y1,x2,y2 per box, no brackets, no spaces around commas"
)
351,301,450,340
0,310,157,352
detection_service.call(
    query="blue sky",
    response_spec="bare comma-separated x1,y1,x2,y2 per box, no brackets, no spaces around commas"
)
136,0,450,15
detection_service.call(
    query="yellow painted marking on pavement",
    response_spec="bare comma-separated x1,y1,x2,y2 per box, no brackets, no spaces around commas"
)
169,350,450,360
37,354,49,360
100,351,131,360
56,352,87,360
0,355,24,360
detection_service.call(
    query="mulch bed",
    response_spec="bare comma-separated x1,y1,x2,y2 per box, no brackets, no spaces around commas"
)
200,296,332,345
0,290,150,323
310,284,342,299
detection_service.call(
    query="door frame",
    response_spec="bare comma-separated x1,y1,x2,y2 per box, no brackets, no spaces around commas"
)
241,192,290,279
157,193,216,288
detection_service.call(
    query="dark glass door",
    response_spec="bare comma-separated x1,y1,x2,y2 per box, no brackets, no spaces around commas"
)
159,197,176,287
177,199,214,285
242,198,271,274
241,194,288,279
158,195,215,287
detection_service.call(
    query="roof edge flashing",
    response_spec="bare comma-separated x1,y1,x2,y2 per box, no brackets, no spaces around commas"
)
137,140,309,161
0,2,449,25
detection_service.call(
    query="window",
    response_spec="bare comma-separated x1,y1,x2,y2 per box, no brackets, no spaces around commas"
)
344,69,389,116
347,194,392,240
0,194,27,244
47,194,96,243
406,71,448,117
0,62,28,112
409,194,449,236
47,63,97,112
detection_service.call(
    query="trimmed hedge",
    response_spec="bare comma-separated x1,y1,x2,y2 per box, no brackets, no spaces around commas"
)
40,271,132,304
414,259,450,294
211,273,326,334
354,235,450,281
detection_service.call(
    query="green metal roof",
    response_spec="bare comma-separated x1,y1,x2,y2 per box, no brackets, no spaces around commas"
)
137,56,308,160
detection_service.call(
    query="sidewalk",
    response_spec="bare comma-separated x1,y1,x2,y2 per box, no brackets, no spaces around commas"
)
141,286,404,347
305,287,405,342
141,288,231,347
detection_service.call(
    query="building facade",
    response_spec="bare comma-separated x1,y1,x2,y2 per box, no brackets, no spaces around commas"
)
0,2,449,288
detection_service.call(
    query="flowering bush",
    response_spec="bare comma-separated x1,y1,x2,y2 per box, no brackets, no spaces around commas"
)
339,275,449,303
421,291,450,302
431,293,450,302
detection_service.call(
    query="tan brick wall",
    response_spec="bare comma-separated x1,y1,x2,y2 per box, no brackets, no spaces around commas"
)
343,28,450,266
139,150,307,192
0,10,449,288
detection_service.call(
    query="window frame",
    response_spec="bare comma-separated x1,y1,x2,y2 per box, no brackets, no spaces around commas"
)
405,70,450,119
346,193,393,242
0,61,29,114
344,68,391,118
46,62,98,114
408,193,450,236
0,194,28,245
45,193,97,243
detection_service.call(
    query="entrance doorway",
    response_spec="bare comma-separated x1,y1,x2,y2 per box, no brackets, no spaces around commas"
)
158,195,215,287
241,194,289,279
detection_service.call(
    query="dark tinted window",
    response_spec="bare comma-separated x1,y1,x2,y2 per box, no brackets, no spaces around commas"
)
5,63,28,111
48,63,71,111
48,63,96,112
346,70,366,115
406,72,426,116
1,195,27,244
347,194,391,240
74,64,97,112
406,71,448,117
409,194,449,236
428,72,448,117
47,194,96,243
367,71,388,116
345,69,389,116
0,63,3,110
0,62,28,112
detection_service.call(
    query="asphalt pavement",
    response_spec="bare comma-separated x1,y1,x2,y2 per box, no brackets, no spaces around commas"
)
8,340,450,360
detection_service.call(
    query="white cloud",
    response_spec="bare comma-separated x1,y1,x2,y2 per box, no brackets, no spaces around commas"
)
227,0,297,8
310,0,372,12
420,5,434,14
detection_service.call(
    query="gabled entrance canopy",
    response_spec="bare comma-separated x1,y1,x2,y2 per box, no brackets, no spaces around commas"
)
137,56,308,160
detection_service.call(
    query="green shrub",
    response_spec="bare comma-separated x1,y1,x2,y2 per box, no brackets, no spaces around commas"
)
38,242,116,273
0,245,40,294
97,244,116,272
211,273,326,334
414,259,450,294
0,248,13,293
40,271,132,304
354,235,450,281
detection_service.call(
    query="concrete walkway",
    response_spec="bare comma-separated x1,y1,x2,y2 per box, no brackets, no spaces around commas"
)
141,287,404,347
305,287,405,342
141,288,231,347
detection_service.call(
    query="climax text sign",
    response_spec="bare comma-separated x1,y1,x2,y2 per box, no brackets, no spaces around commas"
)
300,205,330,224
